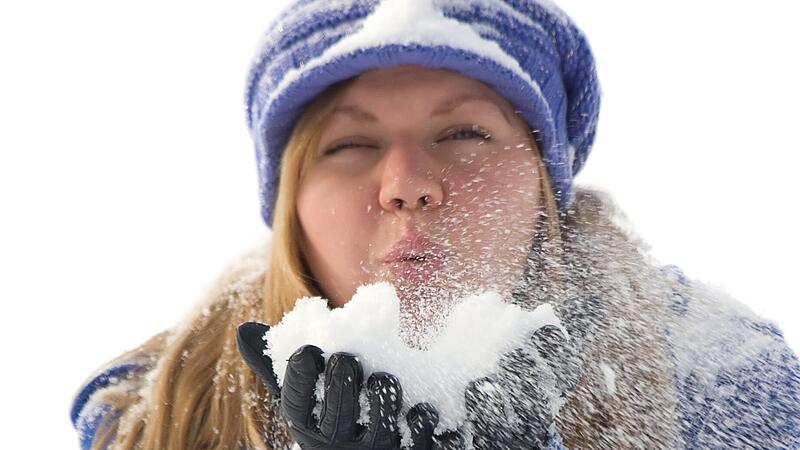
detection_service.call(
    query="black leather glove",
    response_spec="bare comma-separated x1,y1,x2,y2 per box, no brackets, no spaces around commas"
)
405,403,464,450
238,322,462,450
464,325,577,450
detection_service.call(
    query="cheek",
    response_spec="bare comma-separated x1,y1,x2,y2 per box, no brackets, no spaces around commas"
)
445,152,541,262
296,173,376,297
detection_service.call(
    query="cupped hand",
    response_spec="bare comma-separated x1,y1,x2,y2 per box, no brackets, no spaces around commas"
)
237,322,463,450
465,324,578,449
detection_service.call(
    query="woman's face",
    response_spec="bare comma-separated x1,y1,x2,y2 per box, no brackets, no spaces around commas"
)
297,66,543,336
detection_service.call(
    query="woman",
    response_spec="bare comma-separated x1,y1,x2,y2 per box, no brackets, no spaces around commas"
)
71,1,800,449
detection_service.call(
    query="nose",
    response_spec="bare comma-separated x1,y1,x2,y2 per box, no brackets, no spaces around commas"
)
378,141,444,214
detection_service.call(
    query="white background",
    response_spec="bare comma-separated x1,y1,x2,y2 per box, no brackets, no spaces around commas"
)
1,1,798,447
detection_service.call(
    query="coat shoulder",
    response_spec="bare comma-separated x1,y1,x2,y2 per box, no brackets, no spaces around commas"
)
70,234,273,449
70,331,167,449
658,265,800,448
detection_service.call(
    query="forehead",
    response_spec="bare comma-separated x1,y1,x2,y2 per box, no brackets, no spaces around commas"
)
333,65,518,117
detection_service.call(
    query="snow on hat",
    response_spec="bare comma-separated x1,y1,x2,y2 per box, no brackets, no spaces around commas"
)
245,0,601,225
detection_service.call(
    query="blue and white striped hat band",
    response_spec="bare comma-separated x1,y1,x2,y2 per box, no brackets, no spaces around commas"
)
246,0,601,225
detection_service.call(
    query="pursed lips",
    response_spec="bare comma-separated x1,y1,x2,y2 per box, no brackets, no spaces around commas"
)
382,233,447,283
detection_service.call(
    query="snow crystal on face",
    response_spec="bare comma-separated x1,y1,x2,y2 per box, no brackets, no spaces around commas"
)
265,282,563,432
265,0,544,111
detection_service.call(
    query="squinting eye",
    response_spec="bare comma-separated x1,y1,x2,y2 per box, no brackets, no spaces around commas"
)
442,125,492,142
322,141,374,156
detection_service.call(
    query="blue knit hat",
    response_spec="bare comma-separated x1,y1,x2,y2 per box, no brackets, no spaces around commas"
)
246,0,600,225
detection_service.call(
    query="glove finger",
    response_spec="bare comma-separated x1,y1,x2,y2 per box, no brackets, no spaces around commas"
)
319,352,364,443
281,344,325,432
532,325,579,392
236,322,280,399
497,346,539,379
432,430,465,450
532,325,569,356
465,377,511,450
497,348,554,446
360,372,403,447
406,402,438,450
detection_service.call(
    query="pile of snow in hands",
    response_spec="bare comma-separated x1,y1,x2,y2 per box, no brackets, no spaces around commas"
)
263,282,563,437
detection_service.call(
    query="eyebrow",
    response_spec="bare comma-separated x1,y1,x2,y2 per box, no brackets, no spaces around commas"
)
331,94,514,125
432,94,513,125
330,104,378,123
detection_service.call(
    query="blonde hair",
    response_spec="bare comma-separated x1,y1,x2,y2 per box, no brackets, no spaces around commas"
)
95,78,565,450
